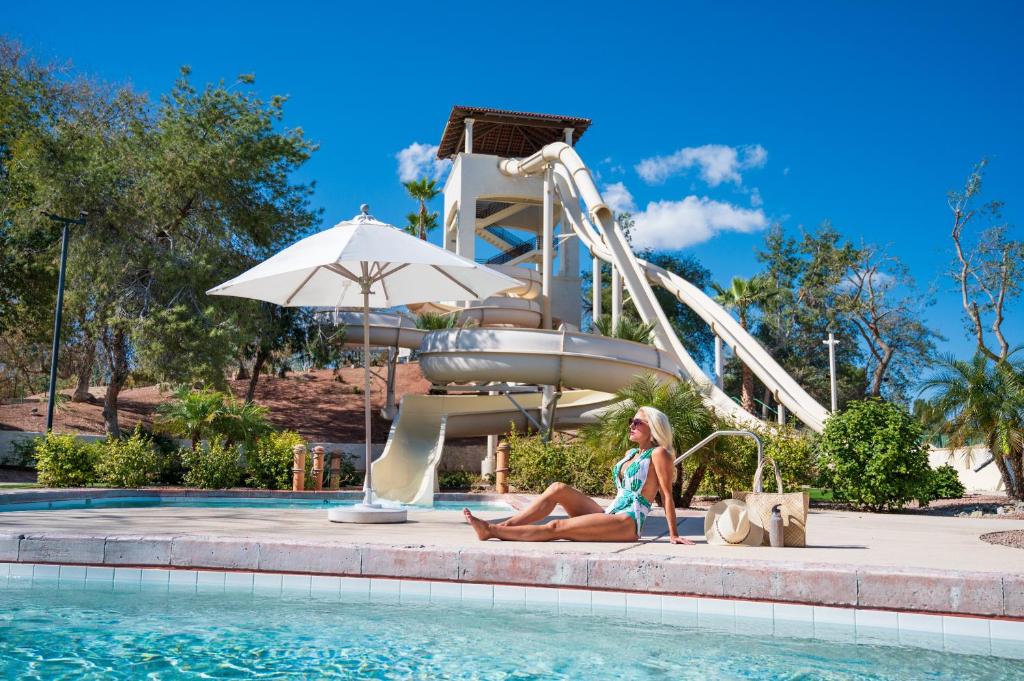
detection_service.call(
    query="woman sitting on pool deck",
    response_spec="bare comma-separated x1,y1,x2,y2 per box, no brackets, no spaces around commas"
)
464,406,693,544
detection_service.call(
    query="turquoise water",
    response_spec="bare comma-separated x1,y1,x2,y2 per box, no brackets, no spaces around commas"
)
1,582,1021,680
0,496,511,513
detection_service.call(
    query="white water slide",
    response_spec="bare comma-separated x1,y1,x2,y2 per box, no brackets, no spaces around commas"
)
354,143,827,504
496,142,829,433
335,314,682,505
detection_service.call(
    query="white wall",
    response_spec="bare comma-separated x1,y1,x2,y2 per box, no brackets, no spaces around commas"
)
929,445,1003,493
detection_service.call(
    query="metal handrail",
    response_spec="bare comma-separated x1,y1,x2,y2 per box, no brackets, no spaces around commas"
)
674,429,781,493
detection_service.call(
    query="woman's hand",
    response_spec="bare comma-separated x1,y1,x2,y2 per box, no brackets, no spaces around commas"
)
669,535,695,545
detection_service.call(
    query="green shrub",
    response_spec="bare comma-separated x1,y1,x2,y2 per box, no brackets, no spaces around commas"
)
8,436,40,467
507,429,615,497
927,464,966,501
34,433,99,487
817,399,933,511
438,470,481,491
329,454,360,488
700,425,819,495
246,430,307,490
95,428,162,487
182,442,243,489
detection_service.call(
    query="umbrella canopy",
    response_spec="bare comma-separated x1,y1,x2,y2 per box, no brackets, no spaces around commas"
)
207,206,518,308
207,206,519,519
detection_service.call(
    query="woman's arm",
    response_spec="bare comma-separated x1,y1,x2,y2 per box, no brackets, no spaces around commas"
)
652,447,694,545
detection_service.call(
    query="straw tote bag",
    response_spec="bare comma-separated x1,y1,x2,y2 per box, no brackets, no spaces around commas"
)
732,457,809,547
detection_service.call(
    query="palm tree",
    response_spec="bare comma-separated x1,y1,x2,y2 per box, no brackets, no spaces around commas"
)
712,275,782,413
403,211,438,239
156,386,226,450
593,314,656,344
414,311,461,330
581,374,719,507
919,353,1024,499
404,178,441,240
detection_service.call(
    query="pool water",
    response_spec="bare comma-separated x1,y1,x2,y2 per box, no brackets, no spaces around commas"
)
1,582,1020,680
0,496,512,513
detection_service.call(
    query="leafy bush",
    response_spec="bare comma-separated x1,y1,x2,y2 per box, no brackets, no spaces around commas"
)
8,436,40,467
246,430,307,490
182,442,243,489
699,425,819,496
927,464,966,500
507,429,615,496
34,433,99,487
438,470,481,491
96,428,162,488
817,399,933,511
329,454,360,488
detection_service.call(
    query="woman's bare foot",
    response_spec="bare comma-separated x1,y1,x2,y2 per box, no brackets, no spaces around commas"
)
463,508,493,541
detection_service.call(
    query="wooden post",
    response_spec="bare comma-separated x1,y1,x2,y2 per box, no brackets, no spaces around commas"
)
292,444,306,492
329,454,341,490
312,446,325,492
495,439,510,494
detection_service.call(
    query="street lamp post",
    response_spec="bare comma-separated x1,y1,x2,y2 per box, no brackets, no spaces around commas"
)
42,211,87,432
822,332,840,413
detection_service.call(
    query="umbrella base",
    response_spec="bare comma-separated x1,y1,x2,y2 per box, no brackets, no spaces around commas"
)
328,504,408,524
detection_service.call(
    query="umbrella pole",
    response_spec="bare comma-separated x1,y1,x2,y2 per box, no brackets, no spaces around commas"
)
362,284,374,507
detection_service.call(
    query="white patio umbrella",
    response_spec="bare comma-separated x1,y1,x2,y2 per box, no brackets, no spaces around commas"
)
208,205,519,522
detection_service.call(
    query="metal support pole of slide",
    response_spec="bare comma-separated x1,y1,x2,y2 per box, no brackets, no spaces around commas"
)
542,164,554,329
611,266,622,331
592,255,602,323
714,336,724,390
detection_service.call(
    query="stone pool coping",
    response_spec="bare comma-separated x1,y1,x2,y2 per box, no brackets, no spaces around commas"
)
2,487,1021,622
1,530,1021,621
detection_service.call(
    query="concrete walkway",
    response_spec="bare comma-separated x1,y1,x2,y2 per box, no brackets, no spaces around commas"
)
1,490,1022,619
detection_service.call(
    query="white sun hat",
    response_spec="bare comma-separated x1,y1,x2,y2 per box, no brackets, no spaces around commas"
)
704,499,764,546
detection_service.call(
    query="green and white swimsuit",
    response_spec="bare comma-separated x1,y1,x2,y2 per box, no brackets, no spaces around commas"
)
604,447,655,536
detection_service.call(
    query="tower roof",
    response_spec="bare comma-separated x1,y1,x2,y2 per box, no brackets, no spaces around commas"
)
436,106,591,159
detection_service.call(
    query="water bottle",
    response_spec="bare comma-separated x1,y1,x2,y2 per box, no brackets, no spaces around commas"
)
769,504,784,547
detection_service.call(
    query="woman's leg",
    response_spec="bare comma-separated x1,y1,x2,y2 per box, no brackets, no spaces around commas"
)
466,508,638,542
499,482,603,526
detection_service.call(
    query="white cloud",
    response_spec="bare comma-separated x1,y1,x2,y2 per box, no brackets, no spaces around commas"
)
750,187,763,208
396,142,452,182
631,196,769,250
635,144,768,186
603,182,636,214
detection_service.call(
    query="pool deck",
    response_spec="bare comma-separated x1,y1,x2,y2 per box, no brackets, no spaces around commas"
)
1,488,1022,620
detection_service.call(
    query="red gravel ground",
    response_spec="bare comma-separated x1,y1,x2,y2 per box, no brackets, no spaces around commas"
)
0,364,430,443
981,530,1024,549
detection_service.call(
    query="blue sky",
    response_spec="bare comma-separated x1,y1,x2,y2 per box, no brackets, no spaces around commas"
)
6,1,1022,362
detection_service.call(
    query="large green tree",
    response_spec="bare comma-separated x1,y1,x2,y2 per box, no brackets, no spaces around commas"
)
947,160,1021,364
1,42,319,433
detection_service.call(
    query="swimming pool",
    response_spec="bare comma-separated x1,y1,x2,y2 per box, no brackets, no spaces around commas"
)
0,495,512,513
1,574,1020,680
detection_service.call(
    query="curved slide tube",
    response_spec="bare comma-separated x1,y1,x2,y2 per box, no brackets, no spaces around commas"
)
499,143,829,432
371,390,611,506
419,327,683,394
372,328,684,505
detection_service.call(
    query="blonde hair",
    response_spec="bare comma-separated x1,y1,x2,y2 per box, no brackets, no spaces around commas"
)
637,406,674,455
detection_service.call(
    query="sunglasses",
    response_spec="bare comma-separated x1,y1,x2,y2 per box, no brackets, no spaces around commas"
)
628,418,648,429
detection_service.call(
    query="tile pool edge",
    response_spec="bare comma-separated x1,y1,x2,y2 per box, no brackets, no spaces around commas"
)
2,560,1022,660
0,530,1020,621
